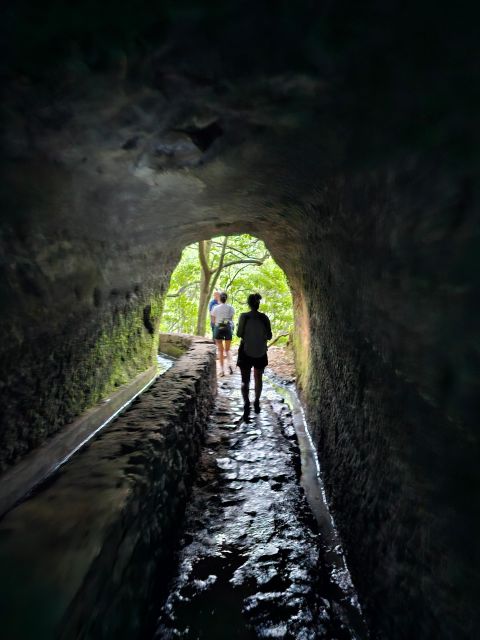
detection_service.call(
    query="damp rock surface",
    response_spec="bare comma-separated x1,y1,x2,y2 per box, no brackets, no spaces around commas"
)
154,372,366,640
0,8,477,637
0,338,217,640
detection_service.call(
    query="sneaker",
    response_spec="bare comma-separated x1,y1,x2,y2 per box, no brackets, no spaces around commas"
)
253,399,260,414
228,365,234,374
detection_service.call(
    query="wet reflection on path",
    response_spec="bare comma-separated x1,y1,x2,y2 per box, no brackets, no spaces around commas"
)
154,372,368,639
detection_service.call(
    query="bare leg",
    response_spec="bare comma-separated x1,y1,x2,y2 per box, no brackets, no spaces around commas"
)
216,339,225,373
253,368,263,412
240,367,251,408
224,340,232,372
254,369,263,400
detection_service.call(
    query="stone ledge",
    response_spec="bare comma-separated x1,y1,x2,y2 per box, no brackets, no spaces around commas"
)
159,332,195,358
0,364,160,520
0,335,216,640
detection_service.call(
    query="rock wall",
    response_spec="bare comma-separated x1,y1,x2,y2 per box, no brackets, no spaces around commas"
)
0,127,477,640
0,336,216,639
0,4,478,637
0,163,180,470
290,165,480,639
159,332,193,358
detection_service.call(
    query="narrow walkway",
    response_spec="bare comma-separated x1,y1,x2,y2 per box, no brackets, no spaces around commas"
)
154,371,367,639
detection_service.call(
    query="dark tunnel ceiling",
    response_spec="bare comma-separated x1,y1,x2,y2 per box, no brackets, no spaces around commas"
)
0,0,477,162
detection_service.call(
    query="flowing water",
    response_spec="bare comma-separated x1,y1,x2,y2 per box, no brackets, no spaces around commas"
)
153,371,368,639
157,352,176,374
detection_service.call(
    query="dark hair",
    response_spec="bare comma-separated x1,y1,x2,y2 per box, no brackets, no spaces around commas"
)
247,293,262,310
220,292,228,303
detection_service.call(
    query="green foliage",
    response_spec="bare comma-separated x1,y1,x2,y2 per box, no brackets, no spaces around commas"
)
85,292,163,406
161,235,293,342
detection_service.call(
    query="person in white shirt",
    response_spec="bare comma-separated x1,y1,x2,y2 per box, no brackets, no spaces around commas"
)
236,293,272,416
211,292,235,376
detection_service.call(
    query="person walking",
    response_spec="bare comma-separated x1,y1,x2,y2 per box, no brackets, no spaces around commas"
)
211,292,235,376
208,290,221,340
236,293,272,416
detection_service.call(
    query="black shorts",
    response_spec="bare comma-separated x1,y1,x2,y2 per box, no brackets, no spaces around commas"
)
237,350,268,371
214,325,233,341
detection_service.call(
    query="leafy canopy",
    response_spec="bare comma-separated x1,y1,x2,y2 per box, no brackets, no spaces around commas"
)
160,235,293,342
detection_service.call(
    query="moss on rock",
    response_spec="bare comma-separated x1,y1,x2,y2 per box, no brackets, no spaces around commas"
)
0,281,170,472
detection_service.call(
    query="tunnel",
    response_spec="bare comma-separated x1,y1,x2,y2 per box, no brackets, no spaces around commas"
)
0,2,479,639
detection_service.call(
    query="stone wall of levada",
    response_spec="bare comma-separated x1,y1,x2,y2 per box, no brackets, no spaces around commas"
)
0,336,216,640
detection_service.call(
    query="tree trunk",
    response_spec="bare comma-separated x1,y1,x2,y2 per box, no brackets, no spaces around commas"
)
207,236,228,300
196,240,212,336
195,236,266,335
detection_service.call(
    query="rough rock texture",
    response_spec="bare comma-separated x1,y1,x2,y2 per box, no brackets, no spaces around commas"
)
0,337,216,639
293,170,480,639
159,332,193,359
0,3,479,638
0,202,174,470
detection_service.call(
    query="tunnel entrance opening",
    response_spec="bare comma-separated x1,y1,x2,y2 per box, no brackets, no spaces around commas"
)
153,235,368,638
160,234,295,377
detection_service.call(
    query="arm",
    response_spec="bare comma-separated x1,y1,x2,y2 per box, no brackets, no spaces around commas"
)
237,313,245,338
264,315,272,341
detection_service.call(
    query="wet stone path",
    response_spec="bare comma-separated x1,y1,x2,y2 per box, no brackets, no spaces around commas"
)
154,372,366,640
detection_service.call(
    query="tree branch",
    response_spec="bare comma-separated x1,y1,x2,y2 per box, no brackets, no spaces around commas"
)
198,240,213,275
167,281,200,297
208,236,228,298
224,263,251,290
214,256,267,272
268,333,290,347
222,244,266,261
